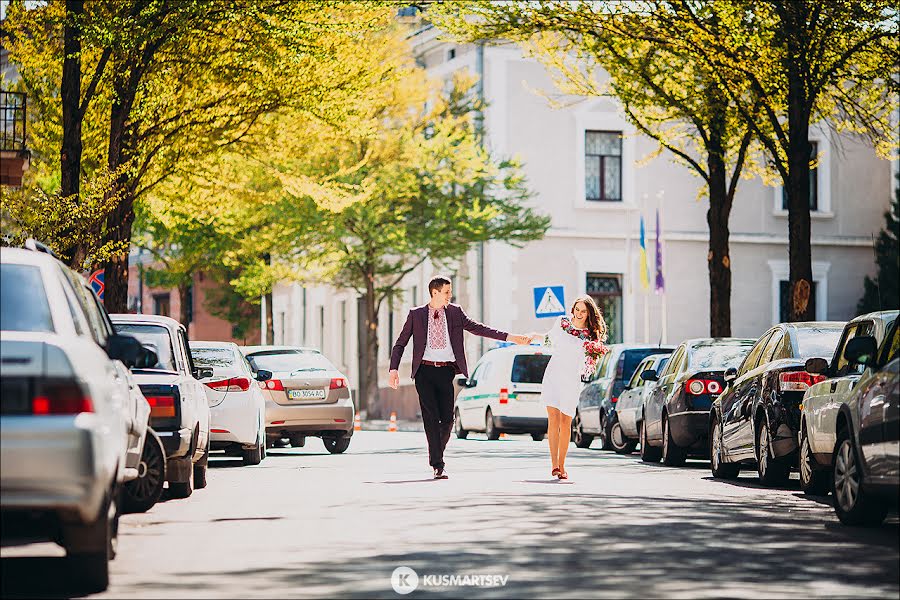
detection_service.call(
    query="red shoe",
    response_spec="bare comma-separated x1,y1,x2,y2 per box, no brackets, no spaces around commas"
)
557,469,568,480
551,467,561,477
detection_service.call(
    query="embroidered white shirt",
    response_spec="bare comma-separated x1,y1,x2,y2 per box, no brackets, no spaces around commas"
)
423,306,456,362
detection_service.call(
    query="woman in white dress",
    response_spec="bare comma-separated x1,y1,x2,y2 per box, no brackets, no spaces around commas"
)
530,295,607,480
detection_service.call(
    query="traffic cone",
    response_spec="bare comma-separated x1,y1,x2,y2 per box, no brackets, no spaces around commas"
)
500,433,508,439
354,413,362,431
388,411,398,432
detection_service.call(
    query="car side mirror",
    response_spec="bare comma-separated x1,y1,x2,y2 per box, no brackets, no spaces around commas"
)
255,369,273,382
106,334,145,369
804,357,829,375
724,367,738,383
194,366,215,380
135,346,158,369
640,369,658,382
844,336,878,367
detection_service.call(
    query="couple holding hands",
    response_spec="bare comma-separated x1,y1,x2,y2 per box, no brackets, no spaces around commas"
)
389,276,608,480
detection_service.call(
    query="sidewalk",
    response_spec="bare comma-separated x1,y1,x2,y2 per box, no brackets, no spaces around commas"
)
359,418,424,432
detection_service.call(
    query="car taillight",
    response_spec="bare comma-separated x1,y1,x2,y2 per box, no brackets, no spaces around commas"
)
146,395,176,418
205,377,251,392
31,381,93,415
685,379,722,396
779,371,826,392
499,388,509,404
330,378,347,390
264,379,285,391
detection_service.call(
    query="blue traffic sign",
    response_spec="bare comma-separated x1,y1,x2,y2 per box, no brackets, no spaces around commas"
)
89,269,104,300
533,285,566,318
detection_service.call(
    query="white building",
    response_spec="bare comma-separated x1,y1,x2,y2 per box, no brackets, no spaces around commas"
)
271,24,896,419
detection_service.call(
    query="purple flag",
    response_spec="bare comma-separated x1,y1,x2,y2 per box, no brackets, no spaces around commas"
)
655,209,665,293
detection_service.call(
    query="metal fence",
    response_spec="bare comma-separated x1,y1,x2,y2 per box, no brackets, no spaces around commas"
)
1,91,27,153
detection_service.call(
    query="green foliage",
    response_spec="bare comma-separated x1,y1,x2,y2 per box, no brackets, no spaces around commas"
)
859,179,900,313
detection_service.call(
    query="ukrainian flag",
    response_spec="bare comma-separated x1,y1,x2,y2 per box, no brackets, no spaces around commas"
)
639,214,650,291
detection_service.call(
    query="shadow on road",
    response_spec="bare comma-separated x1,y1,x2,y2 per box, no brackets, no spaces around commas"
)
2,557,95,599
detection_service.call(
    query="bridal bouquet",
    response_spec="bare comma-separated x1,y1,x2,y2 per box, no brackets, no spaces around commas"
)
581,339,609,380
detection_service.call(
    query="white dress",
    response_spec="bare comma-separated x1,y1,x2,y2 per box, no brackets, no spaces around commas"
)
539,316,589,417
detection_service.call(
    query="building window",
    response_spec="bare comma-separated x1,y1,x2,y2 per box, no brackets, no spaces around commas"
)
586,274,622,343
768,260,829,324
447,47,456,61
183,284,193,324
585,131,622,202
152,293,170,317
781,141,818,211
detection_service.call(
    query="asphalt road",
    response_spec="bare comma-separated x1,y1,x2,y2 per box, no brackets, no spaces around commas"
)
2,431,898,599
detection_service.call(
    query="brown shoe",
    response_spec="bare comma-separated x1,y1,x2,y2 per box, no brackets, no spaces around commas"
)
434,467,448,479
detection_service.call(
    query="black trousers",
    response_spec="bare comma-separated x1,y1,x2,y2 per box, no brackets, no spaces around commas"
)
414,364,456,469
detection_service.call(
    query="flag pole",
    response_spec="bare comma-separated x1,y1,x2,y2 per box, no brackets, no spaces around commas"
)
660,196,668,344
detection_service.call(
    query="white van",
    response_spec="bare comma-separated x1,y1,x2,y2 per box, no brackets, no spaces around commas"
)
453,344,550,441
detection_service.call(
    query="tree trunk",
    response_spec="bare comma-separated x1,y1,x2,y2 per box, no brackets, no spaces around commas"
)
356,295,369,416
60,0,85,268
783,5,815,322
706,102,732,337
360,279,381,419
265,290,274,344
178,282,191,329
102,58,138,314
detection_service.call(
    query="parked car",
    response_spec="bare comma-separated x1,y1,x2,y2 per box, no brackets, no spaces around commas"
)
640,338,756,465
709,322,845,486
573,343,675,450
828,319,899,526
190,341,268,465
241,345,354,454
798,310,898,494
118,366,167,514
454,343,550,441
613,353,672,454
111,314,212,498
1,243,154,591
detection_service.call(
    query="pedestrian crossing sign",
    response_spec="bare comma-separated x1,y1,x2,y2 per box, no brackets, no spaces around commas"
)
533,286,566,318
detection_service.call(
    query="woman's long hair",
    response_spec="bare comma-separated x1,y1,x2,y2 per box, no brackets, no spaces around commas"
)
571,294,608,342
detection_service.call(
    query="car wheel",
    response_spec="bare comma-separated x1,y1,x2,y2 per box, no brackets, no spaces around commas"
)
122,429,166,514
572,411,594,448
611,421,637,454
242,429,264,466
710,413,740,479
289,434,306,448
66,490,117,593
454,408,469,439
756,418,791,487
639,417,662,463
597,412,615,451
531,432,546,442
193,436,209,490
323,436,351,454
662,414,687,467
799,425,829,495
831,428,889,526
485,409,501,440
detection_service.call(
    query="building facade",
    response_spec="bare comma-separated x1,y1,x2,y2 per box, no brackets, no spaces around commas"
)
271,26,896,419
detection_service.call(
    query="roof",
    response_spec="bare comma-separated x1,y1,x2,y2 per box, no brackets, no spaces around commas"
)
780,321,846,330
682,337,757,346
850,310,899,324
190,340,240,349
110,313,184,330
1,246,61,267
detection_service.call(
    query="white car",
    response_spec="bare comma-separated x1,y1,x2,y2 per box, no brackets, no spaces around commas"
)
454,344,551,441
1,243,154,591
615,353,672,443
111,314,212,499
190,341,267,465
799,310,898,494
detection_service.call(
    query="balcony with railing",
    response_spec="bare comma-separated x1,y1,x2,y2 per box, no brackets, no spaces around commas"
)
1,90,30,187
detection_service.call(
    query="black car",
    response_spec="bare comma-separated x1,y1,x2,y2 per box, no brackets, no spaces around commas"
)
572,344,674,450
640,338,755,466
709,322,845,486
830,319,899,526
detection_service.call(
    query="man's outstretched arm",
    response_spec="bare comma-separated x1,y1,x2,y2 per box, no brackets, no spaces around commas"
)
388,311,414,389
460,307,530,345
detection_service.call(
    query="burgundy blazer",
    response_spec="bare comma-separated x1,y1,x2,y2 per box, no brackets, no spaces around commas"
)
389,304,509,378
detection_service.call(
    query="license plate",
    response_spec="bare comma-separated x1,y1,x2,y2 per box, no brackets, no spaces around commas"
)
288,389,326,400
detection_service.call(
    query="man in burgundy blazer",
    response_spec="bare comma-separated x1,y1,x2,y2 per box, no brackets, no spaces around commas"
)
389,275,530,479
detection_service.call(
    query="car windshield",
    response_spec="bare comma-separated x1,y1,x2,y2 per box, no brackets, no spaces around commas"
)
246,350,335,373
795,327,844,360
690,342,754,370
1,264,54,333
621,349,665,381
191,346,235,369
511,354,551,383
114,323,178,371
